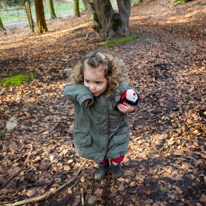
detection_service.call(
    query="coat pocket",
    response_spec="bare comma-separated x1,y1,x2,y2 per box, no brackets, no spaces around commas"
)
112,133,128,145
73,129,92,146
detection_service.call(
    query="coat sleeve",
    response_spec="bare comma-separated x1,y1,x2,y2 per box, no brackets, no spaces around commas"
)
64,84,94,106
118,81,143,115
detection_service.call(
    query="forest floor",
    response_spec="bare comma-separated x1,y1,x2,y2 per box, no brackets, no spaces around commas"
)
0,0,206,205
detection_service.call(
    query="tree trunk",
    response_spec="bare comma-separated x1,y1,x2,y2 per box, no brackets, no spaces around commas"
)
116,0,131,35
73,0,80,17
49,0,57,19
34,0,48,33
82,0,88,11
0,17,5,31
89,0,131,41
24,0,35,32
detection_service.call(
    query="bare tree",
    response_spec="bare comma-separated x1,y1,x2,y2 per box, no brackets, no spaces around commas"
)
88,0,131,40
0,17,5,31
82,0,88,11
24,0,34,32
48,0,57,19
73,0,80,17
34,0,48,33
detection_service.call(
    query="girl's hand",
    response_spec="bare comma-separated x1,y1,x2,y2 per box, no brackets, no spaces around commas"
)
117,102,134,113
81,99,90,106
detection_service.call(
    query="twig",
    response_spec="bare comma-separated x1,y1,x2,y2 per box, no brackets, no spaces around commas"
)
2,159,88,206
81,188,85,206
0,146,33,190
32,124,58,135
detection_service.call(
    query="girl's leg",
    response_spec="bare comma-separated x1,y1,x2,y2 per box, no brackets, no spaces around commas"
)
100,159,107,164
110,155,125,178
111,155,125,164
94,159,109,180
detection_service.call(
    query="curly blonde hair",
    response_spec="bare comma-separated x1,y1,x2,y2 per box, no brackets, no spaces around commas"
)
69,51,124,98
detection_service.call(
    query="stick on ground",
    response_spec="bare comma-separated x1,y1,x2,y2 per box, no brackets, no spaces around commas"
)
2,159,88,206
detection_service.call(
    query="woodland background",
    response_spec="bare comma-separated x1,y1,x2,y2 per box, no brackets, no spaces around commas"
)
0,0,206,205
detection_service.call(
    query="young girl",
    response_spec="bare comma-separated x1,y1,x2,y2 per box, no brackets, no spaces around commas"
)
64,51,142,180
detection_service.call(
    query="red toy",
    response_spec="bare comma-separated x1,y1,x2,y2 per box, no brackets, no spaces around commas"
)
118,89,143,108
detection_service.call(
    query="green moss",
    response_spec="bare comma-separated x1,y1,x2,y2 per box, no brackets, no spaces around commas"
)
89,203,99,206
173,0,193,3
105,1,112,10
160,185,165,193
0,131,4,138
202,34,206,38
93,13,101,26
103,33,138,47
0,73,35,87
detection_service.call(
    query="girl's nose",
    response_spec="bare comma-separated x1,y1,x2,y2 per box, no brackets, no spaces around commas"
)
90,84,96,91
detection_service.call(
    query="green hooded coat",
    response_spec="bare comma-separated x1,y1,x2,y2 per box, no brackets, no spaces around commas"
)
64,81,142,163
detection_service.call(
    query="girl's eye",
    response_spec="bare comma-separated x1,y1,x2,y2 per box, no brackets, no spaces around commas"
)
96,81,102,85
85,80,90,83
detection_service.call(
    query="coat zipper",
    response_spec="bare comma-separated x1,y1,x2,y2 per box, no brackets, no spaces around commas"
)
103,95,109,160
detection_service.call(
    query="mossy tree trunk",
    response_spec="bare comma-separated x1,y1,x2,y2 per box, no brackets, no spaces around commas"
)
34,0,48,33
24,0,34,32
73,0,80,17
48,0,57,19
0,17,5,31
88,0,131,41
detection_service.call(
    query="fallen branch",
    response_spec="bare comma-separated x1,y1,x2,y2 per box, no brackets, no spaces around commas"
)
2,159,88,206
0,146,33,190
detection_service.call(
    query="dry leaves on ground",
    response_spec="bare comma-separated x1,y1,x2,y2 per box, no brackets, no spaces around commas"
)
0,0,206,205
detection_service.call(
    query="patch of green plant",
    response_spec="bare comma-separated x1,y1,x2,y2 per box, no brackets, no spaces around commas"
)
160,185,165,193
104,33,138,47
89,203,99,206
173,0,193,3
0,73,35,87
0,131,4,138
202,34,206,38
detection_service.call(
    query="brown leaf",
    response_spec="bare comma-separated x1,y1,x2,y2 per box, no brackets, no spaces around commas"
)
88,195,97,204
118,183,125,191
27,189,36,197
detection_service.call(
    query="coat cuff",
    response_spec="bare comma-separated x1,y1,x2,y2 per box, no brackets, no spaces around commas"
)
129,100,143,116
78,94,94,106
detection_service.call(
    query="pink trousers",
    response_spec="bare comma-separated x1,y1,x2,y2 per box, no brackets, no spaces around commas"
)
100,155,125,164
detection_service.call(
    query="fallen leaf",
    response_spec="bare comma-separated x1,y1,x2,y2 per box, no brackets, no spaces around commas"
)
88,195,97,204
6,116,17,131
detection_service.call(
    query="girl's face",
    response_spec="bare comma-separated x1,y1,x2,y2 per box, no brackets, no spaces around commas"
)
83,65,108,97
